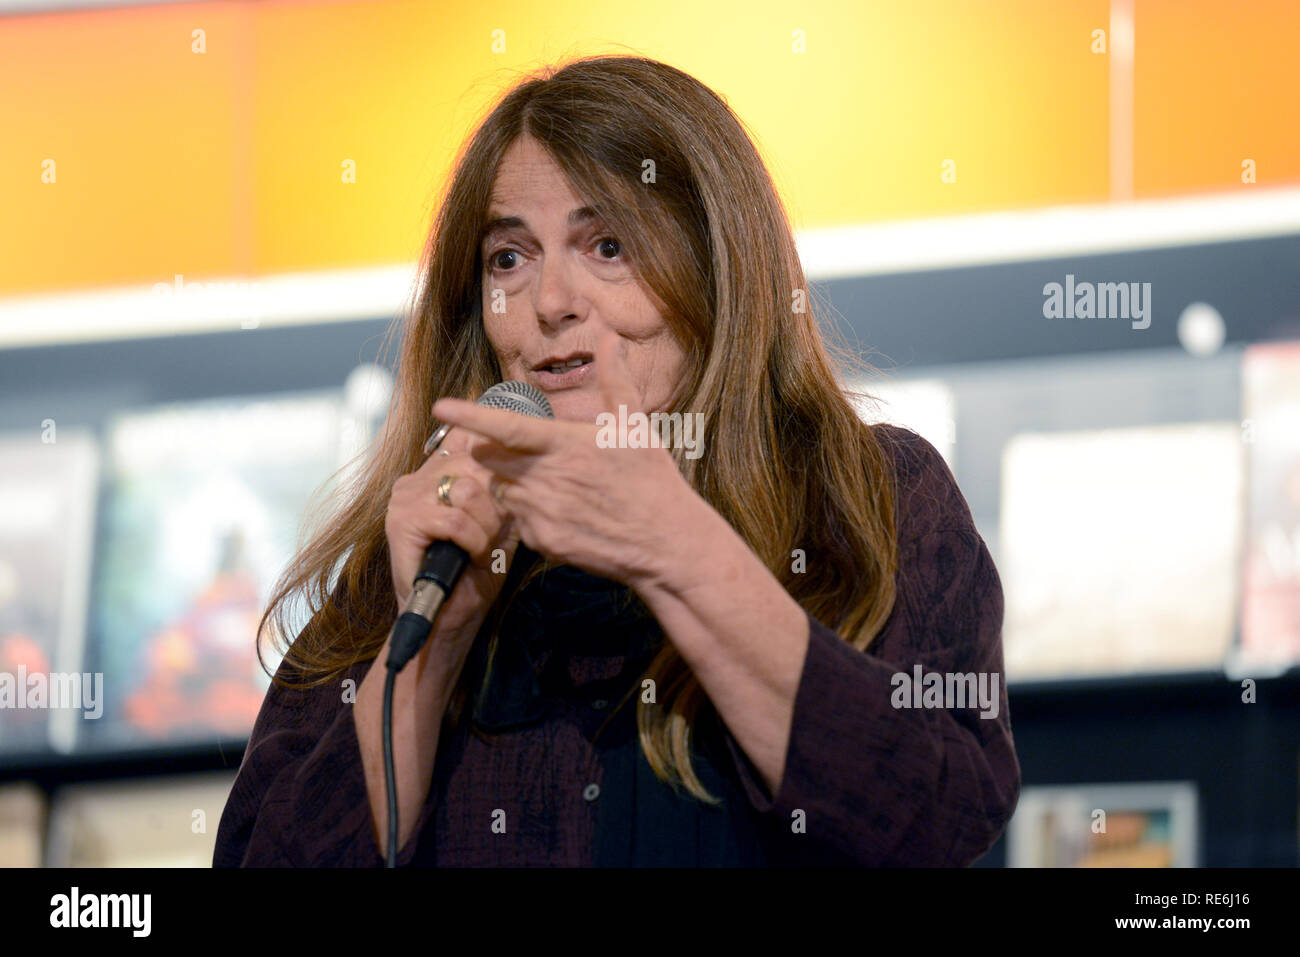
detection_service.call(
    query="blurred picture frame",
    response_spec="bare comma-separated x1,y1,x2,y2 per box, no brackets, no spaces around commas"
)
1239,340,1300,671
0,428,100,756
44,771,237,868
1007,781,1199,868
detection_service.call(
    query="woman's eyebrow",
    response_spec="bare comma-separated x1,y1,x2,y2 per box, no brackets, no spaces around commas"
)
480,206,603,245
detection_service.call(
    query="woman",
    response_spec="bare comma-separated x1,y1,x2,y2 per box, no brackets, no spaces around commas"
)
214,54,1020,867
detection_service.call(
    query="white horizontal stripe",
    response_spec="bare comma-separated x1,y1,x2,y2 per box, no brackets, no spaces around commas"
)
0,264,423,349
2,187,1298,349
797,185,1300,278
0,0,197,14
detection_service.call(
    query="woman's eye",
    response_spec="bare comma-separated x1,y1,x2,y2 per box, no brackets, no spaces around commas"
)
488,249,518,272
596,237,621,259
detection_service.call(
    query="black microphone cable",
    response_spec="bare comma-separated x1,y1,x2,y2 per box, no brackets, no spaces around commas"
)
382,553,466,867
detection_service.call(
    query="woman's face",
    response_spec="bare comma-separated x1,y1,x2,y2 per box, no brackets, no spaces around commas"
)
479,135,686,423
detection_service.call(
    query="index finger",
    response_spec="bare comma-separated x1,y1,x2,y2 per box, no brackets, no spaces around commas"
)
431,398,557,453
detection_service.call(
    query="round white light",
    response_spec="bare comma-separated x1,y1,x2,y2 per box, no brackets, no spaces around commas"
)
344,363,395,419
1177,301,1226,357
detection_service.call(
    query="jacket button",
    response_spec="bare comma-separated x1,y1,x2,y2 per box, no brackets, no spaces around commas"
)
583,783,600,802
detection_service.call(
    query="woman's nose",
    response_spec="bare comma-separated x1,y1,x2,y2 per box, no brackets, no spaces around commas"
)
532,256,584,329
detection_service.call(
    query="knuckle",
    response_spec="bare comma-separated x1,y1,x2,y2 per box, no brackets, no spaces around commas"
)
443,506,476,543
451,512,487,552
457,475,488,508
418,453,448,477
439,504,470,535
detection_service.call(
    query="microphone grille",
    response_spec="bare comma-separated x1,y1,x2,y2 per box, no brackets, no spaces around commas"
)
476,380,554,420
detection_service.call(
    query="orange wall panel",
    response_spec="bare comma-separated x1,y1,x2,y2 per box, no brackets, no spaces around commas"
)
0,0,1295,299
1136,0,1300,196
0,3,250,293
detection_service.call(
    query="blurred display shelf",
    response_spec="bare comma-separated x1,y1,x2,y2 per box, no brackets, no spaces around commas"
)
1006,664,1300,708
1,230,1297,866
0,739,247,791
986,666,1300,868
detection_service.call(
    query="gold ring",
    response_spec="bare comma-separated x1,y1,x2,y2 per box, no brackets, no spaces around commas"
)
437,474,457,507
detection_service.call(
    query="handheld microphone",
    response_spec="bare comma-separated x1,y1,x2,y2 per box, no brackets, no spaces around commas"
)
385,380,554,672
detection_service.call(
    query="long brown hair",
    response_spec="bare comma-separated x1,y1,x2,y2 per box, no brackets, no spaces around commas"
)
258,54,899,803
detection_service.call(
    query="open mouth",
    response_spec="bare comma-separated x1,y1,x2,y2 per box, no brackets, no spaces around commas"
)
532,352,595,391
534,354,593,375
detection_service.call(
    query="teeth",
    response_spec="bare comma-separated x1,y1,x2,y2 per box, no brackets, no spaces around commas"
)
547,357,588,373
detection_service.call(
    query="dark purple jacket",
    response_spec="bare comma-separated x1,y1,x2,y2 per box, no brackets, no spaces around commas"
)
213,425,1020,866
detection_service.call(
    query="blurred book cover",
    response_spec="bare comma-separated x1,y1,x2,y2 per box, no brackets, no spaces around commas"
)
1008,782,1198,867
1240,341,1300,669
45,771,236,867
0,783,46,868
1000,423,1242,680
83,392,351,750
0,429,99,755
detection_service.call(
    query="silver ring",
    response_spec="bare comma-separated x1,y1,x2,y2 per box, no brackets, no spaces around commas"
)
423,422,453,456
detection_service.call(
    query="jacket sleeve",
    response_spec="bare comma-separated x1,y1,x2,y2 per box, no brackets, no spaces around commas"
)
719,426,1021,865
213,653,439,867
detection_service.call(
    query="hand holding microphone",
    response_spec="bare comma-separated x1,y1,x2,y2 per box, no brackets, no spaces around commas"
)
382,425,510,667
383,381,554,671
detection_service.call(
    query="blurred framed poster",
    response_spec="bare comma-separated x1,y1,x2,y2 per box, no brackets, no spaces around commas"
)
999,423,1242,681
0,428,99,755
1240,341,1300,670
45,771,236,867
1008,781,1199,868
846,375,957,469
82,391,351,751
